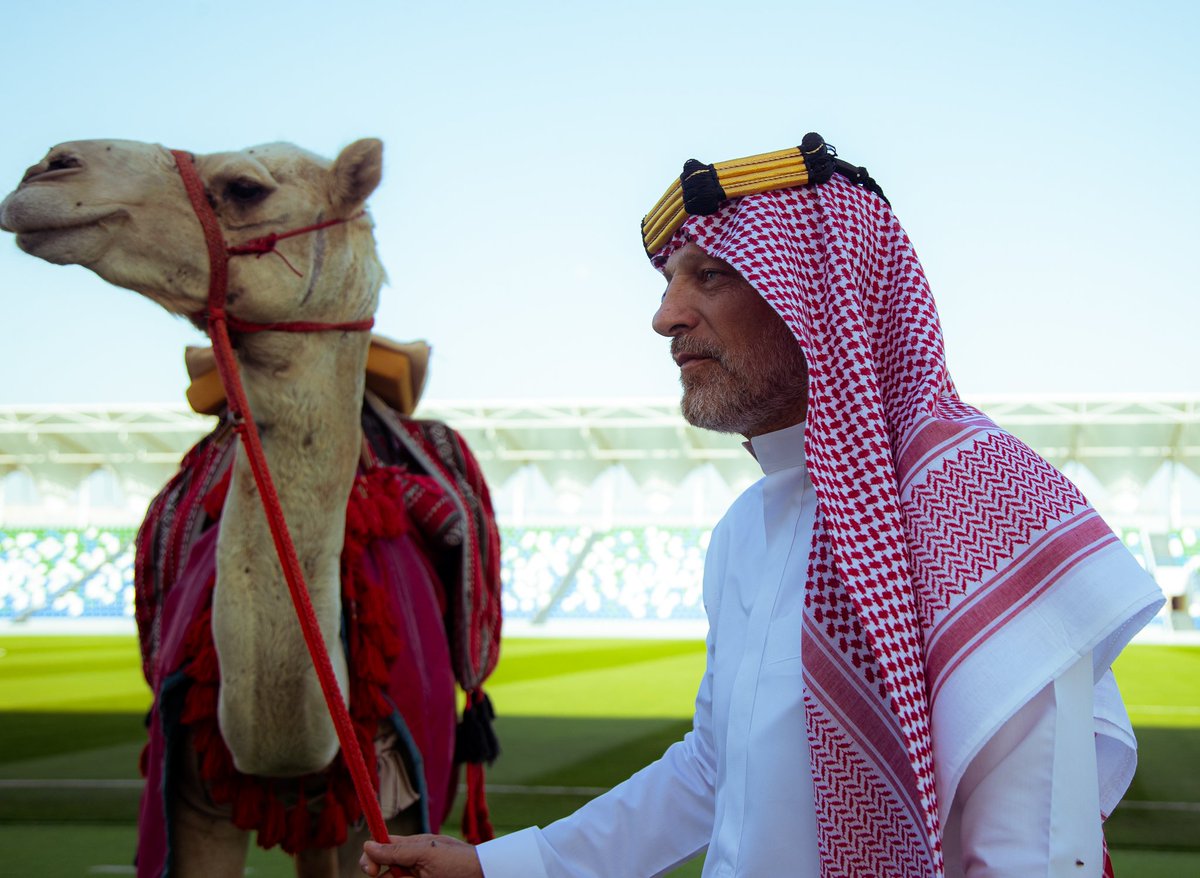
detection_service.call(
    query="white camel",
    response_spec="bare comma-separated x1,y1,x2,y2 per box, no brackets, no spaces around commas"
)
1,139,500,877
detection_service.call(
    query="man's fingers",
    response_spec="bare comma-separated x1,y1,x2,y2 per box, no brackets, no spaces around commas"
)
359,842,398,876
362,835,447,874
358,848,383,876
367,835,432,856
358,852,391,877
360,834,481,878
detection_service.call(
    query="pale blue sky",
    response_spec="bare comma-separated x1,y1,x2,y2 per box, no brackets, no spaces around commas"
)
1,0,1196,406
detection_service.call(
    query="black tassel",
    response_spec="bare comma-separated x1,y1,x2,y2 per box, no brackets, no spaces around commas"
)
680,158,727,216
800,132,837,185
455,692,500,765
833,158,890,206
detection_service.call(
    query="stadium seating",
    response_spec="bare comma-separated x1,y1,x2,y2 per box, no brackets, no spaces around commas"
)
0,527,136,621
1,525,713,627
2,525,1196,631
500,525,708,622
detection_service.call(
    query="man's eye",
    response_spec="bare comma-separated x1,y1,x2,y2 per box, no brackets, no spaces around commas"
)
224,179,269,204
701,269,721,282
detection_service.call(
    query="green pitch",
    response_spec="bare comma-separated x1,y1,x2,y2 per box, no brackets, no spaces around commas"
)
0,635,1197,877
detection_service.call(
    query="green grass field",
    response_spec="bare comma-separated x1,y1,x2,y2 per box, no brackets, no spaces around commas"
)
0,636,1197,877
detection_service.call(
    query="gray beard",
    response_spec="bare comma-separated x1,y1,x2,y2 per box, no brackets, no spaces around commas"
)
679,357,808,437
670,313,809,437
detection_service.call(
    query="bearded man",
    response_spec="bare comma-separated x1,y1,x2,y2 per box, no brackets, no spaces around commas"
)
362,134,1163,878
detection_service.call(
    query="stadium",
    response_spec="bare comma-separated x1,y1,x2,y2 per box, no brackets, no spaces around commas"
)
2,396,1199,876
3,395,1200,635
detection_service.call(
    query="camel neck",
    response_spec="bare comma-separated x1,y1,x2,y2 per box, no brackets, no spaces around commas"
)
209,328,370,776
235,331,370,437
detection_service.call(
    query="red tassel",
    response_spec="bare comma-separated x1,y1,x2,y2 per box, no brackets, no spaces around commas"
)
345,502,365,538
283,789,310,855
357,589,383,626
462,797,477,843
313,794,348,848
461,762,494,844
188,641,220,683
200,741,234,784
363,499,383,536
361,642,389,685
180,683,217,724
380,627,402,662
258,792,288,849
232,779,266,830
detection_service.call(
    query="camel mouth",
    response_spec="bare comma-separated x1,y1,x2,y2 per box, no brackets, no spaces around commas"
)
3,205,129,267
20,166,84,187
2,207,125,236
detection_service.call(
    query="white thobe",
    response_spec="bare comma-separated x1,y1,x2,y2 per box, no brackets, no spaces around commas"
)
479,423,1105,877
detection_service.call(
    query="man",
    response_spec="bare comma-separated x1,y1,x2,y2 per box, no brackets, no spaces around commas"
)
362,134,1163,877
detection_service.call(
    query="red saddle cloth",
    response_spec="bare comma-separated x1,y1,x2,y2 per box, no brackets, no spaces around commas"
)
134,400,502,876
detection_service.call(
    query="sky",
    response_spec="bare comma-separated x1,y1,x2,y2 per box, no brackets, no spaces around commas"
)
0,0,1196,408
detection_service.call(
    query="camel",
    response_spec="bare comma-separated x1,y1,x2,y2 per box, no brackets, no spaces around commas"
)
1,139,501,877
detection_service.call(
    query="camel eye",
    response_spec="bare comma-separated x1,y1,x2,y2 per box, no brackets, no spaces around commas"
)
225,178,269,204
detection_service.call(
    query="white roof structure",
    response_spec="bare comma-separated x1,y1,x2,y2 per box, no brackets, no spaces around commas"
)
1,396,1198,530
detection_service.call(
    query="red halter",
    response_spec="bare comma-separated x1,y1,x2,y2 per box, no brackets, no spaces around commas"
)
170,149,389,844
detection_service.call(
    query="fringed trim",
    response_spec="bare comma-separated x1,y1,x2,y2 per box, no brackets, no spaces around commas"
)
175,465,415,854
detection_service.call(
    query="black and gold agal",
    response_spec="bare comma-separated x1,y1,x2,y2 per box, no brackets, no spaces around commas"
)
640,132,888,256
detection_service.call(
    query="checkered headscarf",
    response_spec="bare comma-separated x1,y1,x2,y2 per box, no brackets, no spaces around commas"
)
649,169,1162,877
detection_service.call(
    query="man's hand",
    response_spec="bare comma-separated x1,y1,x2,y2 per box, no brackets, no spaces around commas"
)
360,834,484,878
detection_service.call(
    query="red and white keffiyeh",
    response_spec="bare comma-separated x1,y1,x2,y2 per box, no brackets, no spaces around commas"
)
650,175,1163,877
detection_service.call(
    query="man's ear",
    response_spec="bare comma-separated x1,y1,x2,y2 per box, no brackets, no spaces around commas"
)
331,138,383,211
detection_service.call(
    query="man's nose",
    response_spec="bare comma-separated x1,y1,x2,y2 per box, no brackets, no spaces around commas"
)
652,280,698,338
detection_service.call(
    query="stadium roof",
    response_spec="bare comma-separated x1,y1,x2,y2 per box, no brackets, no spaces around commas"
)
2,396,1198,524
0,404,212,497
425,396,1200,487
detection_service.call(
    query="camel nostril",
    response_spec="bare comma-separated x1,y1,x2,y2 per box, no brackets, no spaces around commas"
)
48,154,82,172
21,154,82,184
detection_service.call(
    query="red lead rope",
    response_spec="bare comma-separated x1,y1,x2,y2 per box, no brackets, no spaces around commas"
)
169,150,389,845
228,212,367,279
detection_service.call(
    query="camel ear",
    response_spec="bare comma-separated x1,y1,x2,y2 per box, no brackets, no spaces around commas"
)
331,138,383,211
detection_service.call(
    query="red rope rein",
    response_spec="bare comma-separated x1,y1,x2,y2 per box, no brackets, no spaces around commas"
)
228,212,367,277
170,150,389,845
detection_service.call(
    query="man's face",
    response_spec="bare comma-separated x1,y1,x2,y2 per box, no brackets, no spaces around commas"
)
653,243,808,438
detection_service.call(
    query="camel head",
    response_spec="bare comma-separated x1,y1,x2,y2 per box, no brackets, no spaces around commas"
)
0,138,385,328
3,140,392,781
